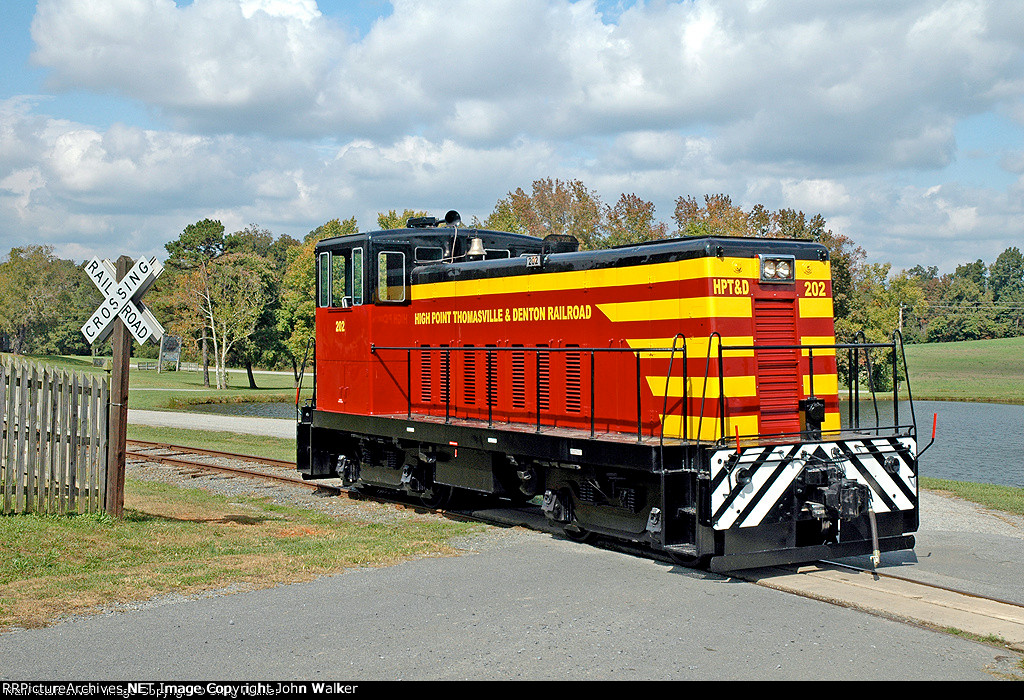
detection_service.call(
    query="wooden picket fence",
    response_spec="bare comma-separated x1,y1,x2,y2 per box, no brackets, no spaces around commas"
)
1,359,110,515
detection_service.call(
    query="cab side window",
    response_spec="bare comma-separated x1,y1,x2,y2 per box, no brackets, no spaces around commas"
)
317,247,364,308
331,254,347,307
351,247,363,304
377,251,406,303
317,252,331,308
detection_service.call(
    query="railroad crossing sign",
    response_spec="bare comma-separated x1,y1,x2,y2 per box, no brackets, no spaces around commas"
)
81,255,165,345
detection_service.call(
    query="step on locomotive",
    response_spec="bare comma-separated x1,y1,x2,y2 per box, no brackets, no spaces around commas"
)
297,210,921,571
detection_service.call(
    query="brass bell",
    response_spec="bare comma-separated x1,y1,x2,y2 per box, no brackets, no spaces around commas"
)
467,237,486,258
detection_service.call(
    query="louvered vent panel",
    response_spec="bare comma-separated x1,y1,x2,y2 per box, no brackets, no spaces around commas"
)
419,346,431,404
537,345,550,411
512,347,526,409
565,345,582,413
463,346,476,406
485,345,498,407
439,345,450,405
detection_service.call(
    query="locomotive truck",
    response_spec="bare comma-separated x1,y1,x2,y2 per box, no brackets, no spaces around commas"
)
297,211,920,571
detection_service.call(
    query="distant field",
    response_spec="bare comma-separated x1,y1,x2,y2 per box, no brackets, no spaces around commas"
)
902,336,1024,404
1,353,313,411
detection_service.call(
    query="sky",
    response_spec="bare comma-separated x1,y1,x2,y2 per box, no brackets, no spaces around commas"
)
1,0,1023,273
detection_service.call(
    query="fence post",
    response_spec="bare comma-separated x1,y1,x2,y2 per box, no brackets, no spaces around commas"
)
1,364,10,514
16,365,29,512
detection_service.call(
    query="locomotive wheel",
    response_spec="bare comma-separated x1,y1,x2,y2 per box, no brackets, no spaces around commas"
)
562,523,595,543
420,484,453,509
667,551,701,568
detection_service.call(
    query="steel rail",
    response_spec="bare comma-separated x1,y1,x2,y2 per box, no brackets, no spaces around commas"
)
821,559,1024,611
125,441,333,493
126,439,297,469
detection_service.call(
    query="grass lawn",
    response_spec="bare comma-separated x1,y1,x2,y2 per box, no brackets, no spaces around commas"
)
902,336,1024,404
0,477,482,631
127,424,297,462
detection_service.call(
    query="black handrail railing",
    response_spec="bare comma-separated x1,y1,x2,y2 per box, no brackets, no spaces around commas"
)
372,344,681,443
371,334,917,447
714,335,917,445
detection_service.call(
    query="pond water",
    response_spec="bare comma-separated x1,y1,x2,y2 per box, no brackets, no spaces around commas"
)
840,399,1024,489
192,399,1024,488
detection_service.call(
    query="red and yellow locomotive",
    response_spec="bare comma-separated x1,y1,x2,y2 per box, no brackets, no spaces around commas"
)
298,211,919,571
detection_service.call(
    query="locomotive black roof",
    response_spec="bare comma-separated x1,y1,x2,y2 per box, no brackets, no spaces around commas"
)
411,233,830,286
315,227,543,253
315,226,830,285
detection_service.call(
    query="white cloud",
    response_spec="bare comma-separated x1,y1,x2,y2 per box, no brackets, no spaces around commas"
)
30,0,1024,165
3,0,1022,271
780,179,852,213
239,0,321,23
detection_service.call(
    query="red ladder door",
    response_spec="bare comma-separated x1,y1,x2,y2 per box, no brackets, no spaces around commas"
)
752,298,801,436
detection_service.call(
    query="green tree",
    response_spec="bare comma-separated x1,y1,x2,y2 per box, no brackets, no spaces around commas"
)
989,246,1024,335
278,218,359,383
835,264,925,389
0,246,98,355
477,198,528,235
377,209,430,230
223,224,298,387
499,178,605,250
603,193,668,247
673,194,752,237
166,218,227,268
38,258,101,356
161,218,228,385
186,252,276,390
925,270,1001,343
990,247,1024,301
954,259,988,291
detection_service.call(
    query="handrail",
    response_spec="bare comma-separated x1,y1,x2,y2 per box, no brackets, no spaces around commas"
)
893,329,917,439
695,332,721,445
372,343,682,442
713,336,915,445
371,335,917,448
854,330,881,429
659,334,687,448
295,337,314,420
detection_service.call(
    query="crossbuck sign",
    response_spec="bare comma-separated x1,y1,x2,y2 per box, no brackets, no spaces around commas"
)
81,256,165,345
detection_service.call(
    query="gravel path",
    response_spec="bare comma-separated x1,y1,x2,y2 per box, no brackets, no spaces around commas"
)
126,456,439,527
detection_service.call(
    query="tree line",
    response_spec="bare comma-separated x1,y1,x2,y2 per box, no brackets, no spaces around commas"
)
2,178,1022,387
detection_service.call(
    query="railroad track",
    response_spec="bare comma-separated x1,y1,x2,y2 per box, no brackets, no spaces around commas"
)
125,440,1024,654
729,560,1024,653
125,439,340,495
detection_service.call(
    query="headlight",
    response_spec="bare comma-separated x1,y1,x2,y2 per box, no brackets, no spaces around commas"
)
760,255,795,283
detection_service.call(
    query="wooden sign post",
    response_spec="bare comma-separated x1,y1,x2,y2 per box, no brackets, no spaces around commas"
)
81,254,164,517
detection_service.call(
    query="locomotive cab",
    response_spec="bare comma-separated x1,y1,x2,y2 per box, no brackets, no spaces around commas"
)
299,213,919,572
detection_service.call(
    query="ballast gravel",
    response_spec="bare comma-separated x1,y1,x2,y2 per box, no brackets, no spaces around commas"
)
125,457,456,528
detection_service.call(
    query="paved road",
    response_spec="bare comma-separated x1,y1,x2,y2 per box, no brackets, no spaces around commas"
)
129,409,294,439
0,526,1018,681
